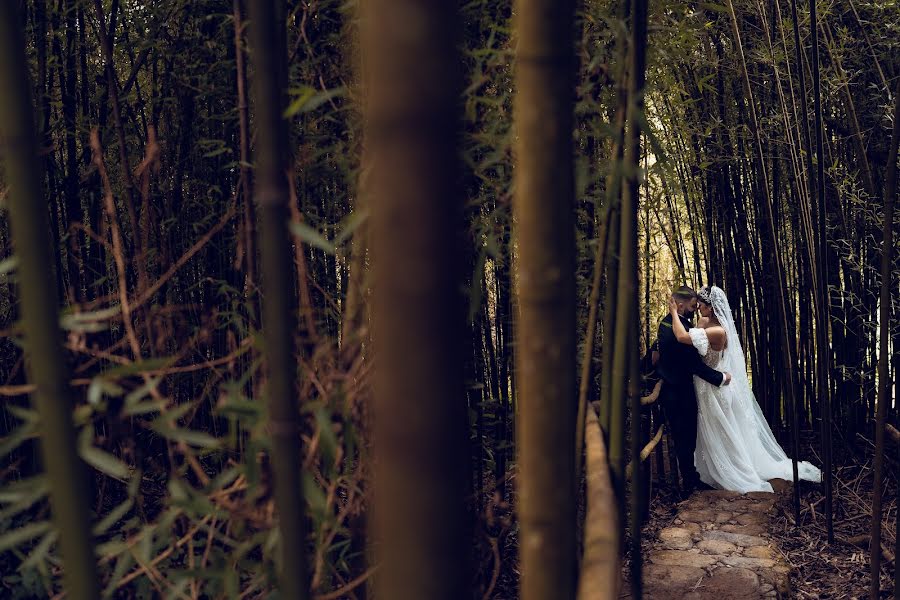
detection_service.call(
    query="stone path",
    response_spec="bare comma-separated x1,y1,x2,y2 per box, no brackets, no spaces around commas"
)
634,485,793,599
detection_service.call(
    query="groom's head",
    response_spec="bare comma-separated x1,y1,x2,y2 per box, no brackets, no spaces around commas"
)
672,286,698,319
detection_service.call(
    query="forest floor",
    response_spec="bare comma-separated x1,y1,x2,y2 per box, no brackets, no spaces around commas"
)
629,437,898,599
476,436,897,599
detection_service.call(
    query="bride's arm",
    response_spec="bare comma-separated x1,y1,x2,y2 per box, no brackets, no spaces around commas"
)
667,297,693,344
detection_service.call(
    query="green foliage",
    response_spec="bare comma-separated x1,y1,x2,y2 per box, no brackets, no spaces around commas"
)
0,0,896,596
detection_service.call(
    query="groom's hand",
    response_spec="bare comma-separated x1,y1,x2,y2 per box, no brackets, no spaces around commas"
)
721,373,732,386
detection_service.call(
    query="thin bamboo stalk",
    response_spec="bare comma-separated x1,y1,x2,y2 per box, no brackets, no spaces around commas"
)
247,2,310,597
868,81,899,600
808,0,834,542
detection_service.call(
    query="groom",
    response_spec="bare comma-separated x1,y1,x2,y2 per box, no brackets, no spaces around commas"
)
657,285,732,496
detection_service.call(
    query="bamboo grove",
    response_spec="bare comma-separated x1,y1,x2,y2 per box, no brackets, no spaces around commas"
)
0,0,897,598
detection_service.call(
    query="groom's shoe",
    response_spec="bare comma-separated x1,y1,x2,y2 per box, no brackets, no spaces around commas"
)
695,481,715,492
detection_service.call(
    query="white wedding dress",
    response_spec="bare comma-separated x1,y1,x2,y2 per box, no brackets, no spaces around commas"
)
690,286,821,493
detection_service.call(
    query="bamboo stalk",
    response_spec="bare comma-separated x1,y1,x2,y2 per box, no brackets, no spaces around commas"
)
246,2,310,598
625,425,664,480
232,0,256,293
623,1,649,595
726,0,802,524
513,0,578,596
0,4,100,598
363,1,470,598
577,409,619,600
868,81,899,600
808,0,834,543
576,201,613,488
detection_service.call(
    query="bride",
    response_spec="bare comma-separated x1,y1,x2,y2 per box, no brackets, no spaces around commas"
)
667,285,821,493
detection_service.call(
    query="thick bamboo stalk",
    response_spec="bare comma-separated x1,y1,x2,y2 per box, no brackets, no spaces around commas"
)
868,81,899,600
0,4,100,598
246,2,310,598
364,1,470,598
513,0,577,597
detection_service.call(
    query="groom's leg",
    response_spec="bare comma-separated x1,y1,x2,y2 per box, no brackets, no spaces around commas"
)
668,384,700,489
660,384,690,488
681,391,701,488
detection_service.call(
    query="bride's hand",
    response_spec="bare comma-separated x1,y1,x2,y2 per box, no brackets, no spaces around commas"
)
668,296,678,314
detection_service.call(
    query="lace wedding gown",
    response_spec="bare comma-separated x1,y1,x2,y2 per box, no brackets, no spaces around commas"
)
690,287,822,493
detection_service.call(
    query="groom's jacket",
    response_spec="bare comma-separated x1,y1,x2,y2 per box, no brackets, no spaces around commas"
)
656,314,725,388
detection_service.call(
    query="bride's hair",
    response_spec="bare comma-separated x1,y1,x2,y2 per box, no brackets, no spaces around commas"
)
698,286,716,316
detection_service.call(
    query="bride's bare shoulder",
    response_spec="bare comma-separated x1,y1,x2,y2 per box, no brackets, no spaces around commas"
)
705,325,727,350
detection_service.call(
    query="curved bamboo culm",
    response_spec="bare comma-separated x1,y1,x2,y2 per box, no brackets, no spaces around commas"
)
867,81,899,600
641,380,662,406
246,2,310,598
513,0,578,597
576,203,613,488
625,425,664,481
0,4,101,599
578,409,620,600
363,1,470,599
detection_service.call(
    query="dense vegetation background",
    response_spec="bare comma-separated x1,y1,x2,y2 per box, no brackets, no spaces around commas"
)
0,0,897,598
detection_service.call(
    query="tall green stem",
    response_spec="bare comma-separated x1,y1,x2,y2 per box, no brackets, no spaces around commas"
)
868,82,899,600
247,2,310,598
0,4,100,599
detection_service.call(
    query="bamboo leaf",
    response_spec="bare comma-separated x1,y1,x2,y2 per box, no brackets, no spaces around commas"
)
289,221,335,254
60,306,121,332
314,407,338,471
0,478,49,521
5,405,38,423
0,422,37,458
95,539,129,559
103,357,174,378
123,399,167,416
19,529,57,571
302,472,327,521
283,86,345,117
0,256,18,274
152,423,221,449
333,208,370,246
0,521,51,553
700,2,729,12
80,445,132,481
93,498,134,535
103,553,133,598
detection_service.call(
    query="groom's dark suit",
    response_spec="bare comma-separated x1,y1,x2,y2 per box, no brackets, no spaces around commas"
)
657,313,725,490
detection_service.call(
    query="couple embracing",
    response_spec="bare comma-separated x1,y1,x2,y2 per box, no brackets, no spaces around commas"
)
657,285,821,496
